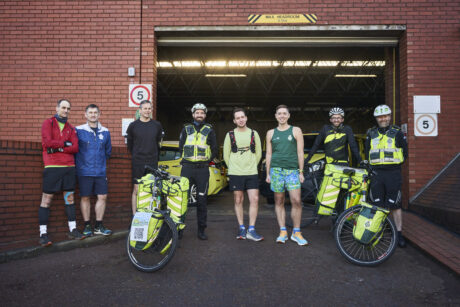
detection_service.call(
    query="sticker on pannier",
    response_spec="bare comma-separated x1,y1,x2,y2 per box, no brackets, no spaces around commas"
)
130,211,164,250
353,202,389,244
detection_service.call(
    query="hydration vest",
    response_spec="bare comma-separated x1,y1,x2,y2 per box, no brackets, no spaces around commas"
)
229,129,255,154
368,126,404,165
182,124,212,162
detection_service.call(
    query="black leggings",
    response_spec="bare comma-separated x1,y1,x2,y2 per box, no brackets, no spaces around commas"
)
181,165,210,228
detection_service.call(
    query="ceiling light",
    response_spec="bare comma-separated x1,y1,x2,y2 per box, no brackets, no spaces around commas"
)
205,74,247,77
334,74,377,77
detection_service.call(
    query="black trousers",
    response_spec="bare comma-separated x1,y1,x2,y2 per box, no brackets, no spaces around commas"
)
181,164,209,229
369,168,402,209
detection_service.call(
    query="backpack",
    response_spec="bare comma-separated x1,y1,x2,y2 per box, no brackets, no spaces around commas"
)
229,129,255,153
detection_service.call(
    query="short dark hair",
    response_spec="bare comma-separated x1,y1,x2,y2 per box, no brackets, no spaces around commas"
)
275,104,289,113
85,104,99,112
139,100,152,108
232,108,246,119
57,99,70,107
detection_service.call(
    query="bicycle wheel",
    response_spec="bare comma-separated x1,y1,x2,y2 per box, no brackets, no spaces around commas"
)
333,205,397,267
126,214,178,272
286,202,318,228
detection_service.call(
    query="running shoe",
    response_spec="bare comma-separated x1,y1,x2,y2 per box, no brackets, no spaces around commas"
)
290,232,308,246
82,225,93,237
68,228,86,240
276,230,288,244
236,228,246,240
398,233,407,248
39,233,52,247
247,229,264,242
94,225,112,236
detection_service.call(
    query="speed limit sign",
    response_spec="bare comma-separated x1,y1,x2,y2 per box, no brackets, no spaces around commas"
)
414,113,437,136
129,84,152,107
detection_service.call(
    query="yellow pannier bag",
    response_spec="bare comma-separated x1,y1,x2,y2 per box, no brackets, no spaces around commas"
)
353,202,389,244
316,164,366,215
161,176,189,230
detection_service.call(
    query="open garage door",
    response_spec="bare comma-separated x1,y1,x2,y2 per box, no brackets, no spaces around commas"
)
155,26,404,142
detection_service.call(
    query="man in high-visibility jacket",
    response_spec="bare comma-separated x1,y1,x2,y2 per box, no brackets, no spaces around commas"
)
364,104,408,247
179,103,217,240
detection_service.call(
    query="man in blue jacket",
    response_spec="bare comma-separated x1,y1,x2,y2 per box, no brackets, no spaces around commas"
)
76,104,112,236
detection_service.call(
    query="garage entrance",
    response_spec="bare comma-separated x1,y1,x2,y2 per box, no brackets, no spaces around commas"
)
155,26,404,143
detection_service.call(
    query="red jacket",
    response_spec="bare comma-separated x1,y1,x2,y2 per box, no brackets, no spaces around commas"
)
41,117,79,167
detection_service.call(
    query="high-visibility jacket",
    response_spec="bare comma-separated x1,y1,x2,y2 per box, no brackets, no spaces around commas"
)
368,126,404,165
182,124,212,162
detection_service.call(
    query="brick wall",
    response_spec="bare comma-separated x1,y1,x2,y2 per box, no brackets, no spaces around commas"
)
1,0,460,248
0,140,132,252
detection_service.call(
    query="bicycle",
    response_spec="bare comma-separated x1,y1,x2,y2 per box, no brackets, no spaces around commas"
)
291,161,398,266
126,166,188,272
333,163,397,266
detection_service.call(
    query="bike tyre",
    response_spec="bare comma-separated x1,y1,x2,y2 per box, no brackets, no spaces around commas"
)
126,214,178,272
333,205,397,267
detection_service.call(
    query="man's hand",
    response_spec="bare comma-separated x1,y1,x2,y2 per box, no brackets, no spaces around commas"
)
46,148,64,154
299,172,304,183
266,175,271,184
64,141,72,147
359,160,369,168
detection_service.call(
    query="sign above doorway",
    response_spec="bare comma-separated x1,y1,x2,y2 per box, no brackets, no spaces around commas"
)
248,14,317,24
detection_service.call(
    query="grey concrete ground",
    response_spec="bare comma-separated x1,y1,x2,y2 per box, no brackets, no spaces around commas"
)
0,191,459,306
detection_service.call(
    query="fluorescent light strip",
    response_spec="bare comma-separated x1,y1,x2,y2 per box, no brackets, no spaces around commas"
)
205,74,247,77
158,60,385,68
334,74,377,77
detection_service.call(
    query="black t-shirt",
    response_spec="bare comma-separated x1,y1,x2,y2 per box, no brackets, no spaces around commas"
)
126,119,164,164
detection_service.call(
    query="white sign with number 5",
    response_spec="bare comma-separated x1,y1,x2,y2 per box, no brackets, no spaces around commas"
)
414,113,437,137
129,84,152,107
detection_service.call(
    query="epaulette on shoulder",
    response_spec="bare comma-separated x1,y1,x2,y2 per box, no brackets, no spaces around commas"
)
391,125,401,130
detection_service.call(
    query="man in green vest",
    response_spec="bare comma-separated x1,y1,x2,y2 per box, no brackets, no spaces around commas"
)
179,103,217,240
265,105,308,246
305,107,362,166
364,104,408,247
223,108,263,241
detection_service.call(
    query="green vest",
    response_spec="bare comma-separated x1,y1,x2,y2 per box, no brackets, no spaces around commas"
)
368,126,404,165
182,124,212,162
271,126,299,170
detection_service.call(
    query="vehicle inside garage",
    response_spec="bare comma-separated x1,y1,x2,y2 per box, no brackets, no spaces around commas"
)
156,28,399,143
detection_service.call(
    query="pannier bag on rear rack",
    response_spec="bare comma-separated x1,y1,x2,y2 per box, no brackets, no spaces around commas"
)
315,164,366,215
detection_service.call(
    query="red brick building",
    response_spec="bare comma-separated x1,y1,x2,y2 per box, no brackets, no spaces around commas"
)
0,1,459,250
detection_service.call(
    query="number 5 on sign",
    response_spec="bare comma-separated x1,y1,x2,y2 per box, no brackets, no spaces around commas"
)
129,84,152,107
414,113,438,137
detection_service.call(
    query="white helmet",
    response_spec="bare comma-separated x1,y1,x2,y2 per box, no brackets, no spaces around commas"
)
373,105,391,117
329,107,345,117
191,103,207,114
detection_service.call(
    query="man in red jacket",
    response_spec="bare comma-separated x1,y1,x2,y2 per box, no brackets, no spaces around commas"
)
39,99,85,246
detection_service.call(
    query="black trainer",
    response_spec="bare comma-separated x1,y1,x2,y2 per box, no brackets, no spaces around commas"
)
39,234,52,247
68,228,86,240
398,233,407,248
197,228,208,240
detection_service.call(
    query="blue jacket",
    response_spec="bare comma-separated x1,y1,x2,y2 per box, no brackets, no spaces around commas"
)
75,122,112,177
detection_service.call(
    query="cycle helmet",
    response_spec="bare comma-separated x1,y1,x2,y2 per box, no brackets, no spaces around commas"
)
373,105,392,117
329,107,345,117
191,103,207,114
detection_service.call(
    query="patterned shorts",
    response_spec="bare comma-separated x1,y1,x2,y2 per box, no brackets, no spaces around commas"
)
270,167,300,193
